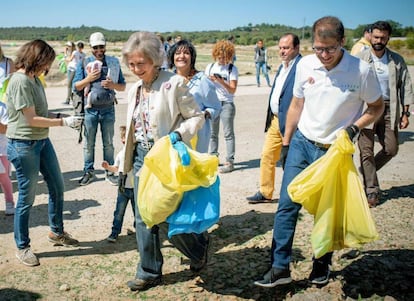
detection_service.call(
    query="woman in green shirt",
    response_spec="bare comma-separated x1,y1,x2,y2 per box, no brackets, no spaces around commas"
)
6,39,83,267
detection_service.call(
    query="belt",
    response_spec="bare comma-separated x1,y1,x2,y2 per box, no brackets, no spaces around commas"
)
306,138,331,149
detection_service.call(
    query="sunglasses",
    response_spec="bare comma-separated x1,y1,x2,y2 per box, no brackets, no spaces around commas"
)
92,45,105,50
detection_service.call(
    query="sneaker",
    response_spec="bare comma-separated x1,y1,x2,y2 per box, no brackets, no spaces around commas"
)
16,247,40,267
105,172,118,186
309,259,330,285
106,234,117,243
127,277,161,291
79,171,94,186
48,231,79,247
246,191,272,204
5,202,15,216
126,228,135,235
190,237,210,272
219,162,234,174
254,268,292,287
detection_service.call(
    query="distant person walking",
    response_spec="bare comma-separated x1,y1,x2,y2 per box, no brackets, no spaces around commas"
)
350,24,372,56
63,41,75,104
254,39,271,87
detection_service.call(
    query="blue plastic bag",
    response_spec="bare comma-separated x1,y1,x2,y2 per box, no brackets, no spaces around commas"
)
167,177,220,238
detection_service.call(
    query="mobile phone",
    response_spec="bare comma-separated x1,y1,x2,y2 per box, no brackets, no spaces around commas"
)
213,73,222,79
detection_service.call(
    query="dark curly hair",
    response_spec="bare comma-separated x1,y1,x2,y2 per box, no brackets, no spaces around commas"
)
167,39,197,70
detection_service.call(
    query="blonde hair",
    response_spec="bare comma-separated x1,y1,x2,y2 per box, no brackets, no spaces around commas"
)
212,40,235,64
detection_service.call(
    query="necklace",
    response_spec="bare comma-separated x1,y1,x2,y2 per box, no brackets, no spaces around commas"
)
142,69,160,92
180,68,197,84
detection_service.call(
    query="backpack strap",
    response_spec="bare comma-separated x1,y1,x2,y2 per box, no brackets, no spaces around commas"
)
5,58,9,75
207,63,214,76
228,63,233,79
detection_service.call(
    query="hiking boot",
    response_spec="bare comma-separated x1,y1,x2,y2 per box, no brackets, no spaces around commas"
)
16,247,40,267
367,192,379,208
106,234,117,243
48,231,79,247
246,191,272,204
309,259,330,285
190,237,210,272
105,172,118,186
219,162,234,173
127,277,161,291
79,171,94,186
254,268,292,287
5,202,15,216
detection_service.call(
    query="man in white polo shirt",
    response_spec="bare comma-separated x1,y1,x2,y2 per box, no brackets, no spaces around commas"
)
254,16,384,288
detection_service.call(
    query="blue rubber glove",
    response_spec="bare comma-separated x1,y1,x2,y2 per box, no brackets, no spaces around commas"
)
169,132,190,166
169,131,181,144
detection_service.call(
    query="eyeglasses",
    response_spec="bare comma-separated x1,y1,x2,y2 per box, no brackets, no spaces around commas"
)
312,44,340,54
92,45,105,50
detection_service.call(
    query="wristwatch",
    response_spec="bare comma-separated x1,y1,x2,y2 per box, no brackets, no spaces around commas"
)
402,111,411,117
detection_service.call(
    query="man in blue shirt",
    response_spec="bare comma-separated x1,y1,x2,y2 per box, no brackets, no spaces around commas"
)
73,32,126,186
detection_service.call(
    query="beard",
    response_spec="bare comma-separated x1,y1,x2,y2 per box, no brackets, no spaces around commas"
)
372,43,386,51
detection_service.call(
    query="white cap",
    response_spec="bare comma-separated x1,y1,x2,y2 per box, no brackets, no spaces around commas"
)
89,32,106,47
66,41,73,47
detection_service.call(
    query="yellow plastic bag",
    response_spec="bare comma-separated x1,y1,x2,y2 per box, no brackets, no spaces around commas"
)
138,136,219,228
288,130,379,258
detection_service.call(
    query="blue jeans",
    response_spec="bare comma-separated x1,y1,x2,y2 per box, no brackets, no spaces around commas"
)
271,130,331,269
66,69,76,102
83,106,115,172
255,62,270,86
111,187,136,237
210,101,236,163
7,138,65,249
133,144,209,280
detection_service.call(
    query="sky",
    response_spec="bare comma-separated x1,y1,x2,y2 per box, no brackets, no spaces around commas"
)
1,0,412,32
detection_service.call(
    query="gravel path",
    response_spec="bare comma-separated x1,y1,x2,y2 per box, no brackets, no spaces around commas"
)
0,75,413,300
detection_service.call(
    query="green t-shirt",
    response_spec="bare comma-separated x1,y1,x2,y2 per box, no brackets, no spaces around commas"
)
6,72,49,140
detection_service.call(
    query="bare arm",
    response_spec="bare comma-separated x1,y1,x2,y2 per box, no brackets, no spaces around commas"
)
101,78,126,92
353,97,384,130
102,161,119,173
22,107,63,127
0,123,6,134
209,75,238,95
282,96,304,145
75,69,101,91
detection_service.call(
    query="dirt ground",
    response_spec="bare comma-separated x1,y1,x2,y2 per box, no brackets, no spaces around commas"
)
0,73,413,301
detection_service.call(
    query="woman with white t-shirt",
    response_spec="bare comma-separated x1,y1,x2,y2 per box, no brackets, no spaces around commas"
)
205,39,239,173
64,41,85,104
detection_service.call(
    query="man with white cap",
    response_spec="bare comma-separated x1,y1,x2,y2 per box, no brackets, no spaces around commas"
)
73,32,126,186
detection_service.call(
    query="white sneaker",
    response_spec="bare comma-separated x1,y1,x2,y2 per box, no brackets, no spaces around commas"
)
16,247,40,266
5,202,15,216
